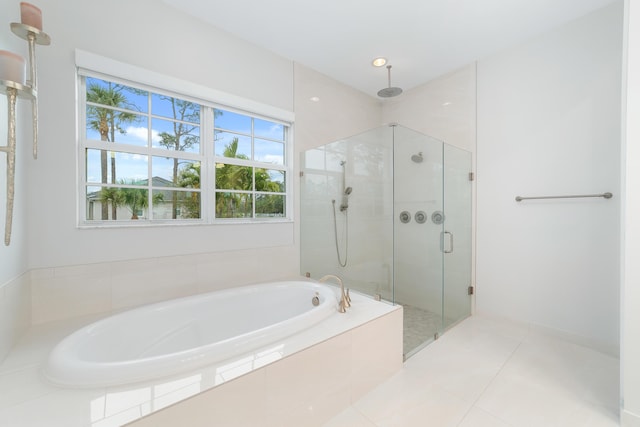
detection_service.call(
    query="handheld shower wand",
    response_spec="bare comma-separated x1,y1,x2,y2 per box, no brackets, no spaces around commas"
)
340,186,353,212
332,160,351,267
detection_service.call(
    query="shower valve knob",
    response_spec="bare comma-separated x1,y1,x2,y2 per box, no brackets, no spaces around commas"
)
415,211,427,224
399,211,411,223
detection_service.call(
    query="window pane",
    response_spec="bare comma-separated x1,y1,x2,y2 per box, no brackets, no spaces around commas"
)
151,118,200,153
255,138,284,164
86,149,148,184
256,195,285,217
215,192,252,218
256,169,285,192
85,185,149,221
215,163,252,191
151,93,200,123
254,118,284,141
214,131,250,159
153,190,201,219
152,158,201,188
86,77,148,113
214,109,251,133
85,107,147,146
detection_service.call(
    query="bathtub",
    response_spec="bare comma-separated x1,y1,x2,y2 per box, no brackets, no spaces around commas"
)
43,281,337,388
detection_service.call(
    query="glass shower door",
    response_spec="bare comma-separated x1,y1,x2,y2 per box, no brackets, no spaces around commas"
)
442,144,473,329
392,125,445,358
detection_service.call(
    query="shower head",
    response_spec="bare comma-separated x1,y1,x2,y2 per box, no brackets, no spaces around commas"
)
411,152,423,163
377,65,403,98
344,186,353,196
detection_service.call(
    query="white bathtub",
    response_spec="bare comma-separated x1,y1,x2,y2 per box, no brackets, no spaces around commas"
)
43,281,337,388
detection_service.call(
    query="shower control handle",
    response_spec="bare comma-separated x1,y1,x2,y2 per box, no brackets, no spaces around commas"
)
441,231,454,253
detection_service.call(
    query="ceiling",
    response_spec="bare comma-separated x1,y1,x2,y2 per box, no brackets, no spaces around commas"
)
162,0,618,99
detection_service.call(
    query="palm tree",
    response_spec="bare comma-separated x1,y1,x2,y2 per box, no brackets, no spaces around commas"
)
177,162,201,218
86,81,140,219
157,97,200,218
97,187,124,219
117,180,164,220
215,138,253,217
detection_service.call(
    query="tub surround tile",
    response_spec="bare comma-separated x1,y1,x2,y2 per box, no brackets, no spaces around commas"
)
132,368,268,427
0,365,54,408
350,307,403,402
132,299,402,427
270,382,352,427
265,331,352,419
110,262,198,311
31,274,112,324
28,248,301,326
0,313,108,375
0,290,401,427
53,262,112,278
0,273,31,364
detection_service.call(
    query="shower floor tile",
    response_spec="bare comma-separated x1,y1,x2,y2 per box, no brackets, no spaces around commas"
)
401,304,442,357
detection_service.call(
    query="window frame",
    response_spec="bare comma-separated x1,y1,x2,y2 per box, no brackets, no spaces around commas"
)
76,62,293,227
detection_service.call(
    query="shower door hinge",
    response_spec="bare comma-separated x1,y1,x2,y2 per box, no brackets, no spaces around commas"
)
468,286,474,295
299,171,304,177
468,172,475,181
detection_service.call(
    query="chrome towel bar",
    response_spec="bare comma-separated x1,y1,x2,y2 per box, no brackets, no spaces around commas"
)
515,192,612,202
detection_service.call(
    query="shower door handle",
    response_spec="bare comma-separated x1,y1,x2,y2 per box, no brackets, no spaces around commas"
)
440,231,453,254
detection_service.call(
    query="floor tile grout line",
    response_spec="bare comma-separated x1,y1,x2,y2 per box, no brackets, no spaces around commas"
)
454,327,530,427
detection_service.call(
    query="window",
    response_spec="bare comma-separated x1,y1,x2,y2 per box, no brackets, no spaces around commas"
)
214,108,286,218
78,72,290,225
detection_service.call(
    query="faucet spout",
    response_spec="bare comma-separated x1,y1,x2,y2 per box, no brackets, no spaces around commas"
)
318,274,350,313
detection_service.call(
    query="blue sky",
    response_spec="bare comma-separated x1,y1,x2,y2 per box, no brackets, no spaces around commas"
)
85,77,286,186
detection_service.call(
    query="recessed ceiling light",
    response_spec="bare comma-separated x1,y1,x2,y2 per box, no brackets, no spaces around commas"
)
310,96,320,102
372,57,387,67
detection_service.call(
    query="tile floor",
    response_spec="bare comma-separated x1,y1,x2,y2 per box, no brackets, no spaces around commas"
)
323,315,620,427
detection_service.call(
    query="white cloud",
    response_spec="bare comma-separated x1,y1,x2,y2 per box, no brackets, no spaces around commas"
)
125,126,161,144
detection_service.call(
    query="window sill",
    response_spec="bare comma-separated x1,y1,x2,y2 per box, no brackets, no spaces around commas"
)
77,218,294,230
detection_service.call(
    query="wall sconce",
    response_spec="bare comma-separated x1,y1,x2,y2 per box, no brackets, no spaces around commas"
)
0,2,50,246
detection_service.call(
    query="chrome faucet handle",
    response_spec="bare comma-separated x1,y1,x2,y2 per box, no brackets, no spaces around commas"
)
345,288,351,307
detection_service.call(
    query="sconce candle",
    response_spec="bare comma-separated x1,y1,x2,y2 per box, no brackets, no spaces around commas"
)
20,2,43,30
0,50,26,85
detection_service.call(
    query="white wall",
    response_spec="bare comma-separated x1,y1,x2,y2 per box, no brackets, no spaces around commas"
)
29,0,295,269
476,3,622,353
0,1,32,361
621,0,640,424
381,64,477,154
12,2,384,324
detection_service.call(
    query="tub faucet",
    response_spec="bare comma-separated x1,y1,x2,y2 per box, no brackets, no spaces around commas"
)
318,274,351,313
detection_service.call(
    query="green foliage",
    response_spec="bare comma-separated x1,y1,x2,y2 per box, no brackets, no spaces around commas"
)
176,163,201,219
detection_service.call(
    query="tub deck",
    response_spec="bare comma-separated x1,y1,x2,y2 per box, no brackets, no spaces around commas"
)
0,288,402,427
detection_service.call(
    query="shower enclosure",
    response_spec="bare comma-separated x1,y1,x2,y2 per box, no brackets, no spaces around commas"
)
300,124,472,358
